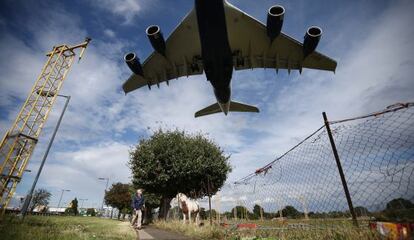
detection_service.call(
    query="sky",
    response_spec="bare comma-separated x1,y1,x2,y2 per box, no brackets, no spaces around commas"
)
0,0,413,210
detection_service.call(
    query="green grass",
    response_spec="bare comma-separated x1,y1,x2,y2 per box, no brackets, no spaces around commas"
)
153,219,380,240
154,220,225,239
0,215,136,240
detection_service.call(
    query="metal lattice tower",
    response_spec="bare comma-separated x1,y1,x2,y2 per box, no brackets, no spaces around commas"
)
0,38,91,213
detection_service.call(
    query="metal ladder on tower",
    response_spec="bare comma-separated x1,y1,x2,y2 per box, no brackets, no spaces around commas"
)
0,38,91,214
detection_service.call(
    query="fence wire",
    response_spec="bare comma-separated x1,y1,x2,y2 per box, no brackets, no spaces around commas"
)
193,102,414,231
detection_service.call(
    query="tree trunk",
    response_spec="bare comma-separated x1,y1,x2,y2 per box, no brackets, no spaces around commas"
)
158,197,172,220
118,210,121,220
144,207,153,224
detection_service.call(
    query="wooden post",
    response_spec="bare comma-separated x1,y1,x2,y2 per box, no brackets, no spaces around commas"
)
260,206,263,221
207,177,212,226
208,195,212,225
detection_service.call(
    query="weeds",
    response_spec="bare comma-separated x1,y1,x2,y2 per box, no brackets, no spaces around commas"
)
153,220,380,240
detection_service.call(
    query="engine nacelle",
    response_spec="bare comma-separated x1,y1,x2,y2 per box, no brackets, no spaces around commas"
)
266,5,285,41
146,25,166,56
303,26,322,57
124,52,143,76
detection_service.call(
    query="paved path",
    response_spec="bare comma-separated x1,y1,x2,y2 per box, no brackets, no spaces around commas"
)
136,226,191,240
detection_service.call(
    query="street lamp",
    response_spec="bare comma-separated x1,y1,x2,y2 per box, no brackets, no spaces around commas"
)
20,94,71,218
57,189,71,210
98,177,109,213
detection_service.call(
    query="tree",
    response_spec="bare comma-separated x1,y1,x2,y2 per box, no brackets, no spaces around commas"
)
86,208,96,216
65,198,79,215
386,198,413,210
206,209,218,220
141,192,161,223
30,188,51,212
354,206,370,217
230,205,251,219
104,183,132,219
382,198,414,222
253,204,264,220
199,207,207,219
129,129,231,219
281,206,301,218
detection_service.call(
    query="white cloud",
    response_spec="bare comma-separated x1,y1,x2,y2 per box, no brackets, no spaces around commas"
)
104,29,116,38
54,141,131,180
91,0,141,24
26,141,131,208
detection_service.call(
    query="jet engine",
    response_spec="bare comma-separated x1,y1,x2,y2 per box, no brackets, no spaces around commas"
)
266,5,285,41
146,25,166,56
303,26,322,57
124,52,144,76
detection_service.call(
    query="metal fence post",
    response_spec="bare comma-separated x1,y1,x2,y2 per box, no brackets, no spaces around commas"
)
323,112,359,227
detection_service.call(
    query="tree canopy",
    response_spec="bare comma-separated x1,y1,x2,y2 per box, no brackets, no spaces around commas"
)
354,206,370,217
253,204,264,219
129,129,231,218
230,205,251,219
30,188,51,212
65,198,79,215
386,198,413,210
382,198,414,222
86,208,96,216
281,205,301,218
104,182,132,218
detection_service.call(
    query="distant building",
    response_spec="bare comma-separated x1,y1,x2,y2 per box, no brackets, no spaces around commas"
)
48,207,66,214
102,206,119,218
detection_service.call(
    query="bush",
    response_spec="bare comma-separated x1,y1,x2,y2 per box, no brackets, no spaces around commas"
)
87,208,96,216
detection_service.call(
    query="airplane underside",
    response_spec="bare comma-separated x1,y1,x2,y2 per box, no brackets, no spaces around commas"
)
195,0,259,117
122,0,337,118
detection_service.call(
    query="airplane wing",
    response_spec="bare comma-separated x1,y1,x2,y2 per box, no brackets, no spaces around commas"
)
123,8,203,94
224,2,337,73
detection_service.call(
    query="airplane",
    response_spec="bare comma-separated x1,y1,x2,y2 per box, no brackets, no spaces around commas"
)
122,0,337,118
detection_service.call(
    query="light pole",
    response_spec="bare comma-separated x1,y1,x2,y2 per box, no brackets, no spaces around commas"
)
20,94,71,218
98,177,109,214
57,189,71,210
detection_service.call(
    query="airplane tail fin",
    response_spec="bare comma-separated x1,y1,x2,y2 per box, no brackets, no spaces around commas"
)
195,103,222,118
194,101,259,118
229,101,260,113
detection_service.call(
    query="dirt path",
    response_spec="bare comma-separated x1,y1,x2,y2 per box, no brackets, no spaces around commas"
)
135,226,191,240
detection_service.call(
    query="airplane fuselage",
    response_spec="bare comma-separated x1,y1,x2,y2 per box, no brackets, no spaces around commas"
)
195,0,233,114
123,0,336,117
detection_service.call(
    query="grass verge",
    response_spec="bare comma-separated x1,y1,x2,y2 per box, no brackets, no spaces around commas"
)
0,215,136,240
153,220,380,240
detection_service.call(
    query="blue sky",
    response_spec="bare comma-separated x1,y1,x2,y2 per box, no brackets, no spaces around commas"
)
0,0,413,209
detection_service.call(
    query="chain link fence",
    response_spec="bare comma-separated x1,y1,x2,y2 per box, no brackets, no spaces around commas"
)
190,102,414,234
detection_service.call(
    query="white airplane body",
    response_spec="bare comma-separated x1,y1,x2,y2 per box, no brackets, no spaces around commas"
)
123,0,337,117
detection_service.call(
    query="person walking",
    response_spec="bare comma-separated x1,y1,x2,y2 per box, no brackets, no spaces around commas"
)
131,189,145,230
